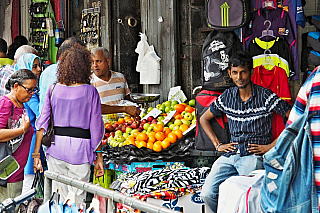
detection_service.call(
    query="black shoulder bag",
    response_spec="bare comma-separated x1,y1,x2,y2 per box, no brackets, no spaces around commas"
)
41,84,56,147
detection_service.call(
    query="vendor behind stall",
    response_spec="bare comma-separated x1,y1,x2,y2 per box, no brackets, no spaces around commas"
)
91,47,140,117
199,51,291,213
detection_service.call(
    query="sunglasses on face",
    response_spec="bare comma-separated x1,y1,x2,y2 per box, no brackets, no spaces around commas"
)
18,83,38,94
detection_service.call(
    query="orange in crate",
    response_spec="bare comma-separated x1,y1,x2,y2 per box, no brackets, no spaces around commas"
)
153,141,162,152
179,124,189,132
155,132,166,141
148,135,156,143
173,129,183,139
153,124,164,132
147,142,154,149
137,133,148,141
167,133,177,143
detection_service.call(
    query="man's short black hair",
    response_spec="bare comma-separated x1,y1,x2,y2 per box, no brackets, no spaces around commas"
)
0,38,8,53
57,37,85,58
228,51,253,71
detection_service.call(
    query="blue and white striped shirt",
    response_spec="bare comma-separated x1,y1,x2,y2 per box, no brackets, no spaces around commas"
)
210,83,291,156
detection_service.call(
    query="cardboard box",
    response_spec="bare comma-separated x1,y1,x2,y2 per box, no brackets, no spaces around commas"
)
146,191,213,213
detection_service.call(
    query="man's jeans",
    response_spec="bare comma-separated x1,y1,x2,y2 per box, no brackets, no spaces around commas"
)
201,154,264,213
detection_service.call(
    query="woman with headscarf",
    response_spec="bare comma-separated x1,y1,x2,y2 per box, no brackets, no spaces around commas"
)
14,53,44,193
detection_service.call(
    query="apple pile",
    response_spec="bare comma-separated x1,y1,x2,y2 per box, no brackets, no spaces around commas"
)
102,100,196,151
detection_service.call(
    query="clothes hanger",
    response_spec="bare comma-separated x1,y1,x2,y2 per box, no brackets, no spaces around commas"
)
259,20,276,39
262,49,275,69
49,189,60,208
262,0,276,9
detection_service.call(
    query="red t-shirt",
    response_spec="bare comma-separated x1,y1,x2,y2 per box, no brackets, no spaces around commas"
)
252,65,291,141
0,96,33,183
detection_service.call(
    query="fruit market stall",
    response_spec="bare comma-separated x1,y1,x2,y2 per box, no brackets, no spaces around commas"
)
101,99,197,165
99,95,218,213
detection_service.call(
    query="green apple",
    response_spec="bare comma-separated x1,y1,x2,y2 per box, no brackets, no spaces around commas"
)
119,143,124,147
142,113,147,118
142,130,147,133
171,100,179,106
132,129,139,134
165,106,172,113
147,126,153,132
169,124,176,130
147,107,154,113
184,112,193,121
115,135,125,142
108,137,114,143
159,104,166,112
123,133,129,139
143,123,150,130
181,119,191,126
173,126,180,130
174,119,183,126
192,111,195,117
126,127,133,133
188,99,196,107
192,119,196,124
157,121,164,126
156,104,162,110
181,111,187,116
115,130,123,136
167,121,174,127
150,123,156,128
164,101,171,107
157,116,165,121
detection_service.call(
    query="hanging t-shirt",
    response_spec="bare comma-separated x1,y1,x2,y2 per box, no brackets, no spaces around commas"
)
249,37,293,77
245,8,295,46
252,65,291,141
245,7,299,79
250,0,305,28
252,53,290,77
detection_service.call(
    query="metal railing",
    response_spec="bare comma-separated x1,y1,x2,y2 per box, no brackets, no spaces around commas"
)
44,171,182,213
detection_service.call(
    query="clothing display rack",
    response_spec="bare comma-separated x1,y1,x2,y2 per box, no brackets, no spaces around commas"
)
43,171,181,213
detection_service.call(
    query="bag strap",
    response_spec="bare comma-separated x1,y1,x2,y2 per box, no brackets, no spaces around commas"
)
31,170,44,195
6,103,14,129
48,83,57,126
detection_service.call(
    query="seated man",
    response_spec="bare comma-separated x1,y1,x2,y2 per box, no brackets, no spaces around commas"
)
0,38,13,68
91,47,140,117
200,51,291,213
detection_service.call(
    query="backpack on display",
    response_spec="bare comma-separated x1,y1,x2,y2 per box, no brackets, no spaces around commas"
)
195,90,230,151
205,0,251,31
202,30,242,91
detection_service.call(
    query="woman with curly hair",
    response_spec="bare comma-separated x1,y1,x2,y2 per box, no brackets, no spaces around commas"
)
33,43,104,204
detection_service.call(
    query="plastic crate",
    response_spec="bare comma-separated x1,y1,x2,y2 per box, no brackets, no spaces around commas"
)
93,169,115,189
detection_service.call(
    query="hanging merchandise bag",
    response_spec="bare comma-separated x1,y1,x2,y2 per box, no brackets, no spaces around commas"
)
195,90,230,151
202,30,242,91
205,0,251,31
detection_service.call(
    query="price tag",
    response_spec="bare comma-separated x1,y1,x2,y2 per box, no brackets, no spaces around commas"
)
163,110,177,125
142,108,162,120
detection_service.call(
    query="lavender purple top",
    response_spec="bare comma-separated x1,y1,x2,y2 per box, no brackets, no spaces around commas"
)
36,84,104,165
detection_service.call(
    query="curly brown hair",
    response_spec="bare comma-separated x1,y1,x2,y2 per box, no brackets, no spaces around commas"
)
57,43,92,85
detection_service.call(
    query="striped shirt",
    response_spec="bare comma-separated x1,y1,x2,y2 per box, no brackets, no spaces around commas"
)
210,83,290,157
287,67,320,206
0,64,14,98
91,71,130,105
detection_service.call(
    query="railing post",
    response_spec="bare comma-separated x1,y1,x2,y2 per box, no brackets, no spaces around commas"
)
44,174,52,203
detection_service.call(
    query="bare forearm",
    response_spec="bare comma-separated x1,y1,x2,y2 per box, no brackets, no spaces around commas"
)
200,115,220,147
0,128,24,142
101,104,125,114
34,129,44,153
